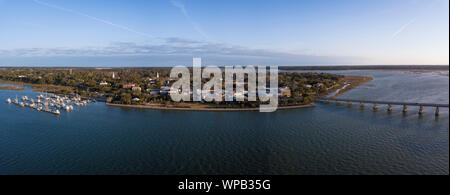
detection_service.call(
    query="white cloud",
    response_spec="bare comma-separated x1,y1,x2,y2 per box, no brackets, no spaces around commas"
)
0,37,363,66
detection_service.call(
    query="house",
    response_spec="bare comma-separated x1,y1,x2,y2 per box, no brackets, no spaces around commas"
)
147,89,160,95
160,86,171,95
279,87,291,97
305,84,312,88
147,78,156,84
314,83,324,88
161,86,171,91
99,81,109,86
132,86,142,92
106,97,113,103
122,83,136,89
132,98,140,102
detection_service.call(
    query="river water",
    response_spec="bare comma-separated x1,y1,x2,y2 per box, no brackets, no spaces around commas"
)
0,70,448,175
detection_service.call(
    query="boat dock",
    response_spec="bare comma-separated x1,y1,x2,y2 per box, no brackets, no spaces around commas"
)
6,94,92,116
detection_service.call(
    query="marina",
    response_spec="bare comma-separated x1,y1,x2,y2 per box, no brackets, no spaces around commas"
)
6,93,92,115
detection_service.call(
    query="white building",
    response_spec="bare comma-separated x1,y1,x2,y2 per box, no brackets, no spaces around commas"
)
314,83,324,87
132,86,142,92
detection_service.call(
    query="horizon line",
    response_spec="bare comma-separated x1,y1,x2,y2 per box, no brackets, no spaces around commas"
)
1,65,449,69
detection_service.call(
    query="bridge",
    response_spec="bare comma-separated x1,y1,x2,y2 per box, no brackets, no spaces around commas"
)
318,97,449,116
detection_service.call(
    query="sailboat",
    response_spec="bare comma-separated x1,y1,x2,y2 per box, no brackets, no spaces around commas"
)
14,96,19,104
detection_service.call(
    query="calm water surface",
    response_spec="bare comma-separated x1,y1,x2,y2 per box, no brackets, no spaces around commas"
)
0,71,448,175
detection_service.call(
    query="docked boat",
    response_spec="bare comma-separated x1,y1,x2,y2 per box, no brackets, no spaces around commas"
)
7,92,90,115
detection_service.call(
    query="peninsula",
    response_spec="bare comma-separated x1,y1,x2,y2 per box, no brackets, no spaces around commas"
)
0,68,372,111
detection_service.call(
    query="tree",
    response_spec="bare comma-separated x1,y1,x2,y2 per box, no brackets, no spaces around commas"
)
120,93,132,104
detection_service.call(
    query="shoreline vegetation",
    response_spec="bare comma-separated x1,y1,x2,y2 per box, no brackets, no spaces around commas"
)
0,86,25,91
0,80,73,93
0,67,376,111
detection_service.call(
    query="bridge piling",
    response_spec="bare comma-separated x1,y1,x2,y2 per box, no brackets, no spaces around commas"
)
419,105,424,115
388,104,393,112
435,107,440,116
373,104,379,111
403,105,408,113
348,102,352,107
360,102,364,108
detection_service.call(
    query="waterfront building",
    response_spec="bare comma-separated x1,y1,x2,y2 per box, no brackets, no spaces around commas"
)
314,83,324,88
147,89,160,95
279,87,292,97
160,86,170,95
123,83,136,89
132,86,142,92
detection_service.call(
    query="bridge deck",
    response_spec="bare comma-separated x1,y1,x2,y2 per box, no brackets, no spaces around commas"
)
319,98,449,108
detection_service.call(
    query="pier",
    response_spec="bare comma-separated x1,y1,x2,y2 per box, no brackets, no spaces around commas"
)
319,98,448,116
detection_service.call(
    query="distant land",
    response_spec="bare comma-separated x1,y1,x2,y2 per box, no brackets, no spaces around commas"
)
0,65,448,71
279,65,449,71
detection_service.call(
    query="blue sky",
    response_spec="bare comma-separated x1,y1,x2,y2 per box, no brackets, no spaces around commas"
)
0,0,448,66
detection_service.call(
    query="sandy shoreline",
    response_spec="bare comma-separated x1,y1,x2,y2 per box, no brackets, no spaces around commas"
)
328,75,373,98
106,103,316,112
